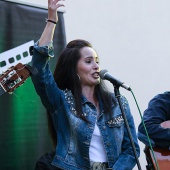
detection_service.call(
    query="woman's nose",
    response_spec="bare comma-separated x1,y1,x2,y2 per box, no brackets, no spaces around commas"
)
94,62,99,70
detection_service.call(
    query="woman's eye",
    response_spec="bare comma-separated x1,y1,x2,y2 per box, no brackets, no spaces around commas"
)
86,60,91,63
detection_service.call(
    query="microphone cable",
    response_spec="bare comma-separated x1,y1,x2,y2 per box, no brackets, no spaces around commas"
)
130,89,160,170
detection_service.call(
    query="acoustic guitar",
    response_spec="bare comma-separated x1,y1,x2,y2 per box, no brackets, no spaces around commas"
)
0,63,36,96
146,121,170,170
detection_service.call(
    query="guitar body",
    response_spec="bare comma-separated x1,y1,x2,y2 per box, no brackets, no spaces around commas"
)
145,121,170,170
149,147,170,170
0,63,34,96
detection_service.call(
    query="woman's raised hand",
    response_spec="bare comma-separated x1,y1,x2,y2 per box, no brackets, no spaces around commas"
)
48,0,65,23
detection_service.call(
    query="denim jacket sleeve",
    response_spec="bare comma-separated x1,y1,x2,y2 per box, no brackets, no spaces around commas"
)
113,97,140,170
138,92,170,148
30,41,62,113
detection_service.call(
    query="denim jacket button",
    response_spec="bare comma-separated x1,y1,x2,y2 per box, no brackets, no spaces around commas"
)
103,126,106,130
84,141,90,145
68,149,72,154
107,143,110,147
84,157,89,160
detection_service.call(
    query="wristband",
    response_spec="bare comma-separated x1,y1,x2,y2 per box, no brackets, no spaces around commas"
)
45,18,57,24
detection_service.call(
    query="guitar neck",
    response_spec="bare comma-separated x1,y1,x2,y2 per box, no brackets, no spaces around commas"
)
0,83,6,96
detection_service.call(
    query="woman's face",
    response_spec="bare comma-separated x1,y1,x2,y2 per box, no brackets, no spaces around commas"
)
77,46,100,87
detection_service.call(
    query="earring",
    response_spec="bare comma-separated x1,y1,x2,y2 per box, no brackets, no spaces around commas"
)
77,74,80,80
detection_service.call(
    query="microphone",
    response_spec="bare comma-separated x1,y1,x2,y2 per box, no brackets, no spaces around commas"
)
99,69,131,91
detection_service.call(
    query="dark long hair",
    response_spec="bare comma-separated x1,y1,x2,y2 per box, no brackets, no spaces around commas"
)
48,39,116,146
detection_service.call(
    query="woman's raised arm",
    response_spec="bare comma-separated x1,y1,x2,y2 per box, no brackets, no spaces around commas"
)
39,0,64,46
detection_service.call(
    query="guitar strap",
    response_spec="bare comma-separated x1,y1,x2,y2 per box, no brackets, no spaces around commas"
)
25,64,38,76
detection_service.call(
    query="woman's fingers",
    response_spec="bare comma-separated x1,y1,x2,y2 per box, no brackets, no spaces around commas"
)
48,0,65,21
49,0,65,10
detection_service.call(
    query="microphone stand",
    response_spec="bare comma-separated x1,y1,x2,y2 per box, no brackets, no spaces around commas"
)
114,86,142,170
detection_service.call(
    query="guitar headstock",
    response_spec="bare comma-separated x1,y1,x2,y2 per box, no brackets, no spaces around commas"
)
0,63,31,95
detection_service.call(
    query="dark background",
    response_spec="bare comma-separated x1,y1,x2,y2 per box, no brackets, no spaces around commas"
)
0,1,66,169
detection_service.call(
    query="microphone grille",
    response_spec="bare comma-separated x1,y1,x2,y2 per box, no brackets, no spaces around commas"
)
99,69,108,79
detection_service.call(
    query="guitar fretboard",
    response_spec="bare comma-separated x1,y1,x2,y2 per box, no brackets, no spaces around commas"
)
0,84,6,96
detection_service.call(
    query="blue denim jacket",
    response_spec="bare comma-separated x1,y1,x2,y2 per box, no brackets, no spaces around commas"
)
30,42,140,170
138,91,170,148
